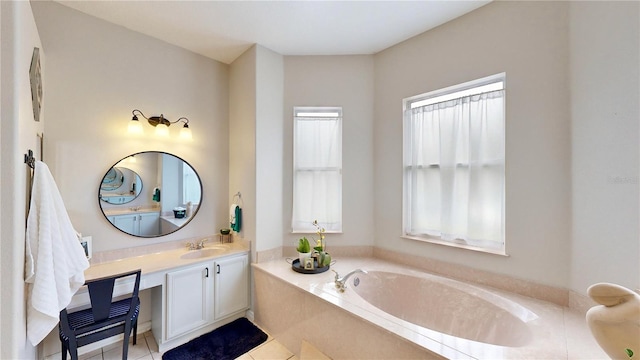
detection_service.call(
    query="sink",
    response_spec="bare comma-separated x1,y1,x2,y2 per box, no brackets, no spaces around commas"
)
180,247,228,260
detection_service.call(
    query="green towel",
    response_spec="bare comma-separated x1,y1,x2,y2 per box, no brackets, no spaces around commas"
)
231,206,242,232
152,188,160,202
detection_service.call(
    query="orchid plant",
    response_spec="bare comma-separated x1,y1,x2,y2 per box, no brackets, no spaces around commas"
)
312,219,326,252
311,220,331,267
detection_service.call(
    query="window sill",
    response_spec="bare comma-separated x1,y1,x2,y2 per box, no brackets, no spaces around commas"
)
401,234,508,257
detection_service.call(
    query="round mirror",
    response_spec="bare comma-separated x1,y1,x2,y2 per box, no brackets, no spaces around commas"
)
98,151,203,237
99,167,143,204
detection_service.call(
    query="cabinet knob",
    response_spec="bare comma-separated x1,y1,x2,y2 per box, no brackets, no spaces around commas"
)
216,264,221,274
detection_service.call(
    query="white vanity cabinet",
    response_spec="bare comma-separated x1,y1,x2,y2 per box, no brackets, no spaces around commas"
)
138,212,160,236
111,214,137,235
159,253,249,348
165,262,214,339
105,195,135,204
214,254,249,320
109,212,160,236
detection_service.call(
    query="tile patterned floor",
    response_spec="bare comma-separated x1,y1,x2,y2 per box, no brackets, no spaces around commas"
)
45,327,297,360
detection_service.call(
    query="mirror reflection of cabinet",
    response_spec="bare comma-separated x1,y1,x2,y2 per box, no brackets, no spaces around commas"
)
99,152,202,237
100,166,143,204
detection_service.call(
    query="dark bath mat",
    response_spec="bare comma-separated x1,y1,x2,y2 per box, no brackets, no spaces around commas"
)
162,317,268,360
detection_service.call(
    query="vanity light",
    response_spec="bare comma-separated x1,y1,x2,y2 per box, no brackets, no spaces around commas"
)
129,109,192,140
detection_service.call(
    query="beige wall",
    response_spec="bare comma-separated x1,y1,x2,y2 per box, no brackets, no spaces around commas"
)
569,1,639,293
0,1,44,358
30,1,230,253
229,46,257,259
282,55,376,250
373,1,573,288
255,46,284,252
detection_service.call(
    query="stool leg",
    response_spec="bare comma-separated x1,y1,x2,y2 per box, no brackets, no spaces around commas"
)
132,319,138,345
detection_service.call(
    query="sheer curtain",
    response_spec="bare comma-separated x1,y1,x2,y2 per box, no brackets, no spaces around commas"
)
404,90,504,249
292,114,342,232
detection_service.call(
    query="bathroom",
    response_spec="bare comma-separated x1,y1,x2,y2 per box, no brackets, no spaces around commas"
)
1,1,638,359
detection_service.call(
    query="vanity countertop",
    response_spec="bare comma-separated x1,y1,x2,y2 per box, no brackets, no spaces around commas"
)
84,240,250,282
102,207,160,216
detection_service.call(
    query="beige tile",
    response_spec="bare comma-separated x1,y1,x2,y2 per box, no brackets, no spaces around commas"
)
249,339,294,360
45,347,102,360
102,337,151,360
234,352,253,360
135,355,154,360
143,332,162,359
300,340,331,360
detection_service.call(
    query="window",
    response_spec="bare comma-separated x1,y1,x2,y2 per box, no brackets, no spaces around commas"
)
403,73,505,253
292,107,342,233
182,162,201,206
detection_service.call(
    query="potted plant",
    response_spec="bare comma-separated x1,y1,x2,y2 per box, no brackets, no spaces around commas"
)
297,237,311,264
311,220,331,268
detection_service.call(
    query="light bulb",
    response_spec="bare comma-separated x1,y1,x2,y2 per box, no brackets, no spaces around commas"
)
180,124,193,140
155,123,169,137
127,118,143,134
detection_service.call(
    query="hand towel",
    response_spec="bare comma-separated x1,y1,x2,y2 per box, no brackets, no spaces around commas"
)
25,161,90,346
230,203,238,225
152,187,161,202
231,206,242,232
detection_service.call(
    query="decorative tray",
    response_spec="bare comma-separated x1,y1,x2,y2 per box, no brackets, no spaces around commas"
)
291,259,330,274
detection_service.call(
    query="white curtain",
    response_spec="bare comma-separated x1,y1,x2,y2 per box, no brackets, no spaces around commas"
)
292,116,342,232
404,90,504,249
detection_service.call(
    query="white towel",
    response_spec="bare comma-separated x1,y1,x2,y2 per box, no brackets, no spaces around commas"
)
25,161,90,346
230,203,238,225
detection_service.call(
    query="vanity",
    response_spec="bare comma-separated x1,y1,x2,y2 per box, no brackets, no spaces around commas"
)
67,240,250,353
73,151,246,352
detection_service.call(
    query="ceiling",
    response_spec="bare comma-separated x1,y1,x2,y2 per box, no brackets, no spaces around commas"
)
55,0,490,65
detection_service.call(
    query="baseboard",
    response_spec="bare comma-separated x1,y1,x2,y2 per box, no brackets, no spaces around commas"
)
246,309,255,322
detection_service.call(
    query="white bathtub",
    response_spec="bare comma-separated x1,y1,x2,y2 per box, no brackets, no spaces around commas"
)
253,257,605,359
349,270,537,347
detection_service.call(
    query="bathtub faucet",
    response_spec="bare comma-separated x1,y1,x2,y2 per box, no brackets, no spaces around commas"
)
333,269,368,292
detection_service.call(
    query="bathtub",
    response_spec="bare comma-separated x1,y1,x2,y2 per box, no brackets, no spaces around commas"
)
349,270,537,347
252,257,604,359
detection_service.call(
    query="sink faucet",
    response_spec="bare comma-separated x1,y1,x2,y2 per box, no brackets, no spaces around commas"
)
185,238,208,250
332,269,368,292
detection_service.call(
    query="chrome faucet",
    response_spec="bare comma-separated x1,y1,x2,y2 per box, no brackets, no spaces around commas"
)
332,269,368,292
185,238,208,250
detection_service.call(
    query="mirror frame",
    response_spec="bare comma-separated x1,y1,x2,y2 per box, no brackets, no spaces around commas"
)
98,151,203,238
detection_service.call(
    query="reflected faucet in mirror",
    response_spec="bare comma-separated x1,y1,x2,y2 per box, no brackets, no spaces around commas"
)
98,151,203,238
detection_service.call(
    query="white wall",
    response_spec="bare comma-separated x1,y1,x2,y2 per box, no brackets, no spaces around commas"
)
283,55,375,249
0,1,43,358
373,1,572,288
569,1,639,293
255,46,284,252
30,1,229,253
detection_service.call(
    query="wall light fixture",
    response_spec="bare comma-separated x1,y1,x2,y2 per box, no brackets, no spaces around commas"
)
128,109,192,140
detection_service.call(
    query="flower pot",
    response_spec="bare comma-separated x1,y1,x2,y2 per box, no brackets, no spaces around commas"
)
298,251,311,264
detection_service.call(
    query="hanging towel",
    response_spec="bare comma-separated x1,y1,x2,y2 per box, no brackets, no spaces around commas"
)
152,187,161,202
231,205,242,233
229,203,238,226
230,204,242,232
25,161,89,346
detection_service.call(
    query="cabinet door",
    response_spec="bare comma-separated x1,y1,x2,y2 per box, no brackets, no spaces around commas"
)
112,214,137,235
214,254,249,320
166,263,213,339
138,212,160,236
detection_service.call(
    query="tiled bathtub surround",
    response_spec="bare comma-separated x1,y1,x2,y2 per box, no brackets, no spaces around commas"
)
372,247,570,306
252,257,607,359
